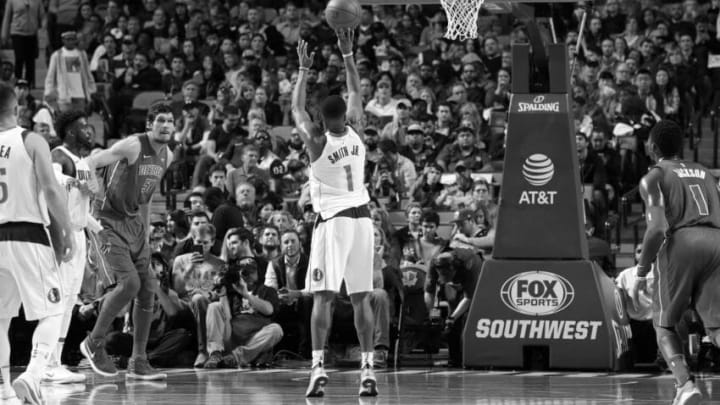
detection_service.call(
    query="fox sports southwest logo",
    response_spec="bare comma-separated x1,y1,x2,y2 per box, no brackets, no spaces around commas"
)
522,154,554,186
500,271,575,316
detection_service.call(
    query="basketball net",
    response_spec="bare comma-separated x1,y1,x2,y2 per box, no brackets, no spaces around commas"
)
441,0,485,40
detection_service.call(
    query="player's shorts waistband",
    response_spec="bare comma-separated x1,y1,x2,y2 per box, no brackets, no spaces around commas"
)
316,205,370,227
0,222,50,246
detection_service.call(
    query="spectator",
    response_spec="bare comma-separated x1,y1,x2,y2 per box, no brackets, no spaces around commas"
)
162,54,190,95
192,105,244,188
377,139,417,195
226,146,270,200
1,0,43,87
45,30,97,113
220,227,268,283
390,202,423,268
172,210,211,259
172,223,225,368
265,229,311,357
258,225,281,262
105,253,196,368
399,124,434,172
371,158,403,208
448,207,495,259
207,164,228,194
204,257,282,368
577,132,608,189
409,162,445,209
436,124,490,172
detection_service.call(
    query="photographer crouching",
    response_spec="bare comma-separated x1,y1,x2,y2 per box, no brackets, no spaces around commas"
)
425,249,482,367
204,257,282,368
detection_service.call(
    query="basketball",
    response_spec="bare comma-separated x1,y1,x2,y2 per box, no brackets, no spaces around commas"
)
325,0,361,31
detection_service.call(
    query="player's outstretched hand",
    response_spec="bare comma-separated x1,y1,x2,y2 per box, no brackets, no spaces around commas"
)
297,40,315,70
630,276,647,309
336,27,354,56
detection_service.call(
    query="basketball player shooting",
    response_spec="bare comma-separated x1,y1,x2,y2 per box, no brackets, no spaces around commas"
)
44,110,105,385
79,104,174,381
292,29,378,397
631,120,720,405
0,82,75,405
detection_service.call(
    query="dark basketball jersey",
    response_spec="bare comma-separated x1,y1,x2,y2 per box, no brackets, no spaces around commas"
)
95,134,168,219
654,159,720,232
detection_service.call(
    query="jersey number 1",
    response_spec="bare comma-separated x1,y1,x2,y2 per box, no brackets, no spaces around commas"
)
343,165,354,192
0,168,6,204
689,184,709,216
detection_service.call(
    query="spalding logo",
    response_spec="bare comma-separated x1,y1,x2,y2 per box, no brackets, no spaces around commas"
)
533,95,545,103
522,154,554,186
500,271,575,316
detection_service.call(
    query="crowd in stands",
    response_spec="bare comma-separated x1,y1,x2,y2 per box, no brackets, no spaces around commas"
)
7,0,720,369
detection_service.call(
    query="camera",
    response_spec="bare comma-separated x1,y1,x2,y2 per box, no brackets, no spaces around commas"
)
213,263,241,293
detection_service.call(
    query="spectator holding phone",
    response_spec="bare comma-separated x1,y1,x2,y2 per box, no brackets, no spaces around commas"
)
172,223,225,368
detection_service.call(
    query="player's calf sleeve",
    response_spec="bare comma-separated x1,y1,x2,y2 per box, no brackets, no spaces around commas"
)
27,314,63,378
131,294,155,359
656,326,692,386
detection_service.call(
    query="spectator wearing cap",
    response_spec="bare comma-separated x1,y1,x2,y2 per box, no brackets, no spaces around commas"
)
399,123,433,172
449,207,494,259
365,74,410,124
381,100,412,146
172,223,225,367
1,0,42,87
45,31,97,113
409,162,445,209
377,139,417,195
203,256,282,369
424,249,482,367
436,124,490,172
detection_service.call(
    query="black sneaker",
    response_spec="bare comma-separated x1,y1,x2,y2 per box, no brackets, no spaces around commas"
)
204,351,223,369
221,352,239,369
126,357,167,381
80,337,118,377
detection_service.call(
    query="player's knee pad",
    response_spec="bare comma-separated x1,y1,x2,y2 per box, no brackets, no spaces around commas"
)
706,327,720,348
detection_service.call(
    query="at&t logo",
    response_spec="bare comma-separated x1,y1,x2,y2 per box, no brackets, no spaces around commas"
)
519,154,557,205
500,271,575,316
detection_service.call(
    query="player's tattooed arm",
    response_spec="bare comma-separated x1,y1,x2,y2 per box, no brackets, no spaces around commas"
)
637,168,669,276
292,39,326,162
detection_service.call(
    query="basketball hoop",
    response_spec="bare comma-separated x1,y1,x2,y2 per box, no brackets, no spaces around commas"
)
441,0,485,40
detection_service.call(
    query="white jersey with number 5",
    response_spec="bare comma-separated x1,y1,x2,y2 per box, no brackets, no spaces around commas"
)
0,127,49,225
309,127,369,218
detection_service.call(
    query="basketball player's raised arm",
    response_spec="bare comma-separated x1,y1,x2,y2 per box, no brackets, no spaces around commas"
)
291,40,325,162
25,132,74,262
337,28,363,130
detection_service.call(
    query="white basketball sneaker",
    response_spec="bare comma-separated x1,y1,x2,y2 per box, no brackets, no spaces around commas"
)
358,364,378,397
305,363,328,397
672,379,702,405
44,365,87,384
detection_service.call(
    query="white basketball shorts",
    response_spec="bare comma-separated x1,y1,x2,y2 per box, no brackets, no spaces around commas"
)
59,230,87,301
0,224,64,321
306,216,374,295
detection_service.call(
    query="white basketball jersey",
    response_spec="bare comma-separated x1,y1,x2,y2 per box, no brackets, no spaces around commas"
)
0,127,49,225
309,126,370,218
53,146,91,230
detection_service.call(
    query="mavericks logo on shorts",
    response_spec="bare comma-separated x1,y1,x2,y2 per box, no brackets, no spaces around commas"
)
47,288,61,304
312,268,324,282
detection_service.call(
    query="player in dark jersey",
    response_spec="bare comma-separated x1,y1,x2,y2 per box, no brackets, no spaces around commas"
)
79,104,175,380
632,120,720,405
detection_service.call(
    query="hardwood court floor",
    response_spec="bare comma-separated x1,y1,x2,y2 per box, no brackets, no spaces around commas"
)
8,368,720,404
